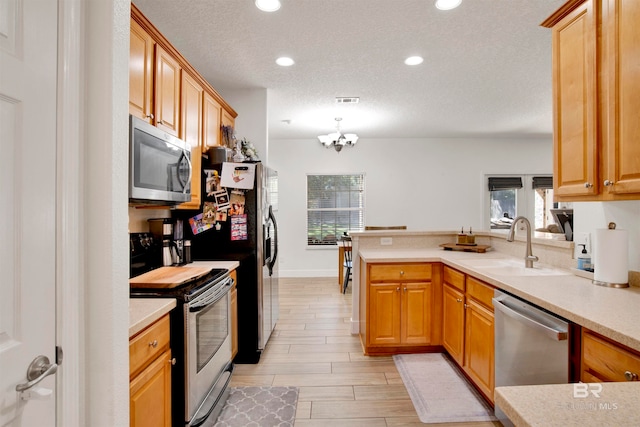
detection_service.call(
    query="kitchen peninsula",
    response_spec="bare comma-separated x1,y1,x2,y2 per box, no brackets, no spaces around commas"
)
350,229,640,426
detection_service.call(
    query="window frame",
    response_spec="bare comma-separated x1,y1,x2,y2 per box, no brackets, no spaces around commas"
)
306,173,365,247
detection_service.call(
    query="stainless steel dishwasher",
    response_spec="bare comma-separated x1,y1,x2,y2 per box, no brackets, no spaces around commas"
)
493,289,569,426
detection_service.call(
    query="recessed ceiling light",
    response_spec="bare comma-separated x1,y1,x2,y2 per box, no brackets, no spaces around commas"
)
435,0,462,10
405,56,424,66
255,0,281,12
276,57,295,67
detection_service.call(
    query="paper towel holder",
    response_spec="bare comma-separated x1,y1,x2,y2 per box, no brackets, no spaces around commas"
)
592,222,630,288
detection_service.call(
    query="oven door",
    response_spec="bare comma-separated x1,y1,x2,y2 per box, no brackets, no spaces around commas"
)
185,276,233,424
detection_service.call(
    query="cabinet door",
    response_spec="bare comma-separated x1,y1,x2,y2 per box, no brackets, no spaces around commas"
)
220,108,235,146
154,45,180,136
177,71,203,209
129,18,154,122
368,283,401,346
442,284,465,365
551,0,599,197
203,92,222,153
401,282,431,345
603,0,640,195
130,348,172,427
464,299,494,402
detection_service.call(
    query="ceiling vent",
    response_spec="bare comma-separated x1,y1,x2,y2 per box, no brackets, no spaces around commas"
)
335,97,360,104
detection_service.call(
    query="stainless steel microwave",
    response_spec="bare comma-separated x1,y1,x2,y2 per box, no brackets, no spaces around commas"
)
129,115,192,205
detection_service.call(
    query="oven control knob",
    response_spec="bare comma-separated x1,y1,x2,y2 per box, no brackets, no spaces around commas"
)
149,340,158,348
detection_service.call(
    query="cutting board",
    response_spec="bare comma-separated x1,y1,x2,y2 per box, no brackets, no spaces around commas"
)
439,243,491,253
130,266,212,288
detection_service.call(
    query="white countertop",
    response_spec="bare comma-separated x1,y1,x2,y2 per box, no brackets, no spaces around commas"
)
129,298,176,337
495,383,640,427
128,260,239,337
358,248,640,426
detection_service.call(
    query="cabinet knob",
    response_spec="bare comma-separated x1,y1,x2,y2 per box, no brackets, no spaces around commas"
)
464,303,467,309
157,120,164,125
584,182,593,188
604,179,615,187
149,340,158,348
403,287,407,292
396,287,400,292
169,358,177,366
399,270,404,275
145,114,154,120
624,370,638,381
456,298,462,303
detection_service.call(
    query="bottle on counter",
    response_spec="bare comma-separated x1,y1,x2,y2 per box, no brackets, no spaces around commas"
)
577,244,592,271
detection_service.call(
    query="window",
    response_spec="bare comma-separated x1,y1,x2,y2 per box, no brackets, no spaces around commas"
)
307,174,364,246
489,177,522,229
487,175,556,231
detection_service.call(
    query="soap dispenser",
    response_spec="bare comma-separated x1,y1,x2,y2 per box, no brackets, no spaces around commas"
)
577,244,592,271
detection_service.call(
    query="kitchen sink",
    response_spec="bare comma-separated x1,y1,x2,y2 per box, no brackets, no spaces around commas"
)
460,258,571,277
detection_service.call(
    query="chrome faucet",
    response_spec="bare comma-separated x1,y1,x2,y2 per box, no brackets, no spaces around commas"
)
507,216,539,268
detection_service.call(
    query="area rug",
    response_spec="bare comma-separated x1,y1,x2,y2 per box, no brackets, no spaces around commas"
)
213,386,298,427
393,353,497,424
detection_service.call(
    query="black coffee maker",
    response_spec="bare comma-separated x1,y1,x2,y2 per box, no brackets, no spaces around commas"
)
147,218,190,266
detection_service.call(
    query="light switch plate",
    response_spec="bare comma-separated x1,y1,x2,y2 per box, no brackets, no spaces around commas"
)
380,237,393,246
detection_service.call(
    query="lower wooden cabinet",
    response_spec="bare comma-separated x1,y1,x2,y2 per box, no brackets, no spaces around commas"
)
581,329,640,382
130,314,173,427
361,262,442,355
441,266,495,403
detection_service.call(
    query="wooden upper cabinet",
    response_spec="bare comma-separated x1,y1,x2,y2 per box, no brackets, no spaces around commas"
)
603,0,640,195
154,45,181,137
543,0,640,200
177,71,203,209
129,18,154,123
548,0,599,198
203,91,222,153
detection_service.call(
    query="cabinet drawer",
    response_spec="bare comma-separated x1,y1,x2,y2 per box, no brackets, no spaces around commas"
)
130,314,171,378
369,263,432,282
582,331,640,382
444,266,465,291
466,276,494,309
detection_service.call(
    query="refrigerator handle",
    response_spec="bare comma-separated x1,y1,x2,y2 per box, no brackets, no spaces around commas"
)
268,205,278,275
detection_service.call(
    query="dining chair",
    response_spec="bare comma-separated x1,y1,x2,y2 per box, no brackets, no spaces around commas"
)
340,235,353,294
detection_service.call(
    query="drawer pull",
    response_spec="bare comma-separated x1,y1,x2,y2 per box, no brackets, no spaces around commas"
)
400,270,404,275
149,340,158,348
624,371,638,381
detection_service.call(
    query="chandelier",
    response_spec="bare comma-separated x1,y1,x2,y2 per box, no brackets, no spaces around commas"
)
318,118,359,152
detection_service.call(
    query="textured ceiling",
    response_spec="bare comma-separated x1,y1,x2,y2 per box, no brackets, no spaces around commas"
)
132,0,566,140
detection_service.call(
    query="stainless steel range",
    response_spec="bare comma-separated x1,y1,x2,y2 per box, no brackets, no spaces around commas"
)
130,266,233,426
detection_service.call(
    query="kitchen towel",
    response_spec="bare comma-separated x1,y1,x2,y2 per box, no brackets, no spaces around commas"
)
593,227,628,285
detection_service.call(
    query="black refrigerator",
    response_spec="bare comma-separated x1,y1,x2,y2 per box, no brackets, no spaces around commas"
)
173,160,279,363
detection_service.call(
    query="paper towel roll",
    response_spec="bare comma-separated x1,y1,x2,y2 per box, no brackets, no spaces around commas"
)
593,228,629,285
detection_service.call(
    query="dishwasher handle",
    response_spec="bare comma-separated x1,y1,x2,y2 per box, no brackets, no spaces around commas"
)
493,297,568,341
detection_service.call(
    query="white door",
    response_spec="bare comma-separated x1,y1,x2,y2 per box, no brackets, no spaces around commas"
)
0,0,58,425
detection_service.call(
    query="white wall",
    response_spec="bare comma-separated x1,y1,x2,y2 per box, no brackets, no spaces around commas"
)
573,201,640,271
217,88,269,164
269,137,553,277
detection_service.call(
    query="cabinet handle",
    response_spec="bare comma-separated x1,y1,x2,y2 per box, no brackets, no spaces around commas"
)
157,120,164,125
149,340,158,348
169,358,176,366
399,270,404,276
624,370,638,381
403,287,407,292
145,113,154,120
584,182,593,188
464,303,467,309
604,179,615,187
456,298,462,303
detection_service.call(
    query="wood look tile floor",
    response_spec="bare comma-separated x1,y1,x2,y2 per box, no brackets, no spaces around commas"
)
230,277,501,426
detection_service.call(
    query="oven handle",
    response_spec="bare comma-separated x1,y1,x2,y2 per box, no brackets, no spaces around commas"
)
189,278,232,313
493,296,568,341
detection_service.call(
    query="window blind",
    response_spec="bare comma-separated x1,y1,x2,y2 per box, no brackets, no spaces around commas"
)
307,174,364,245
532,176,553,189
488,177,523,191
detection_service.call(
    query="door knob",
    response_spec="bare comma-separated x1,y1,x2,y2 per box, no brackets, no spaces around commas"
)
15,355,58,392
